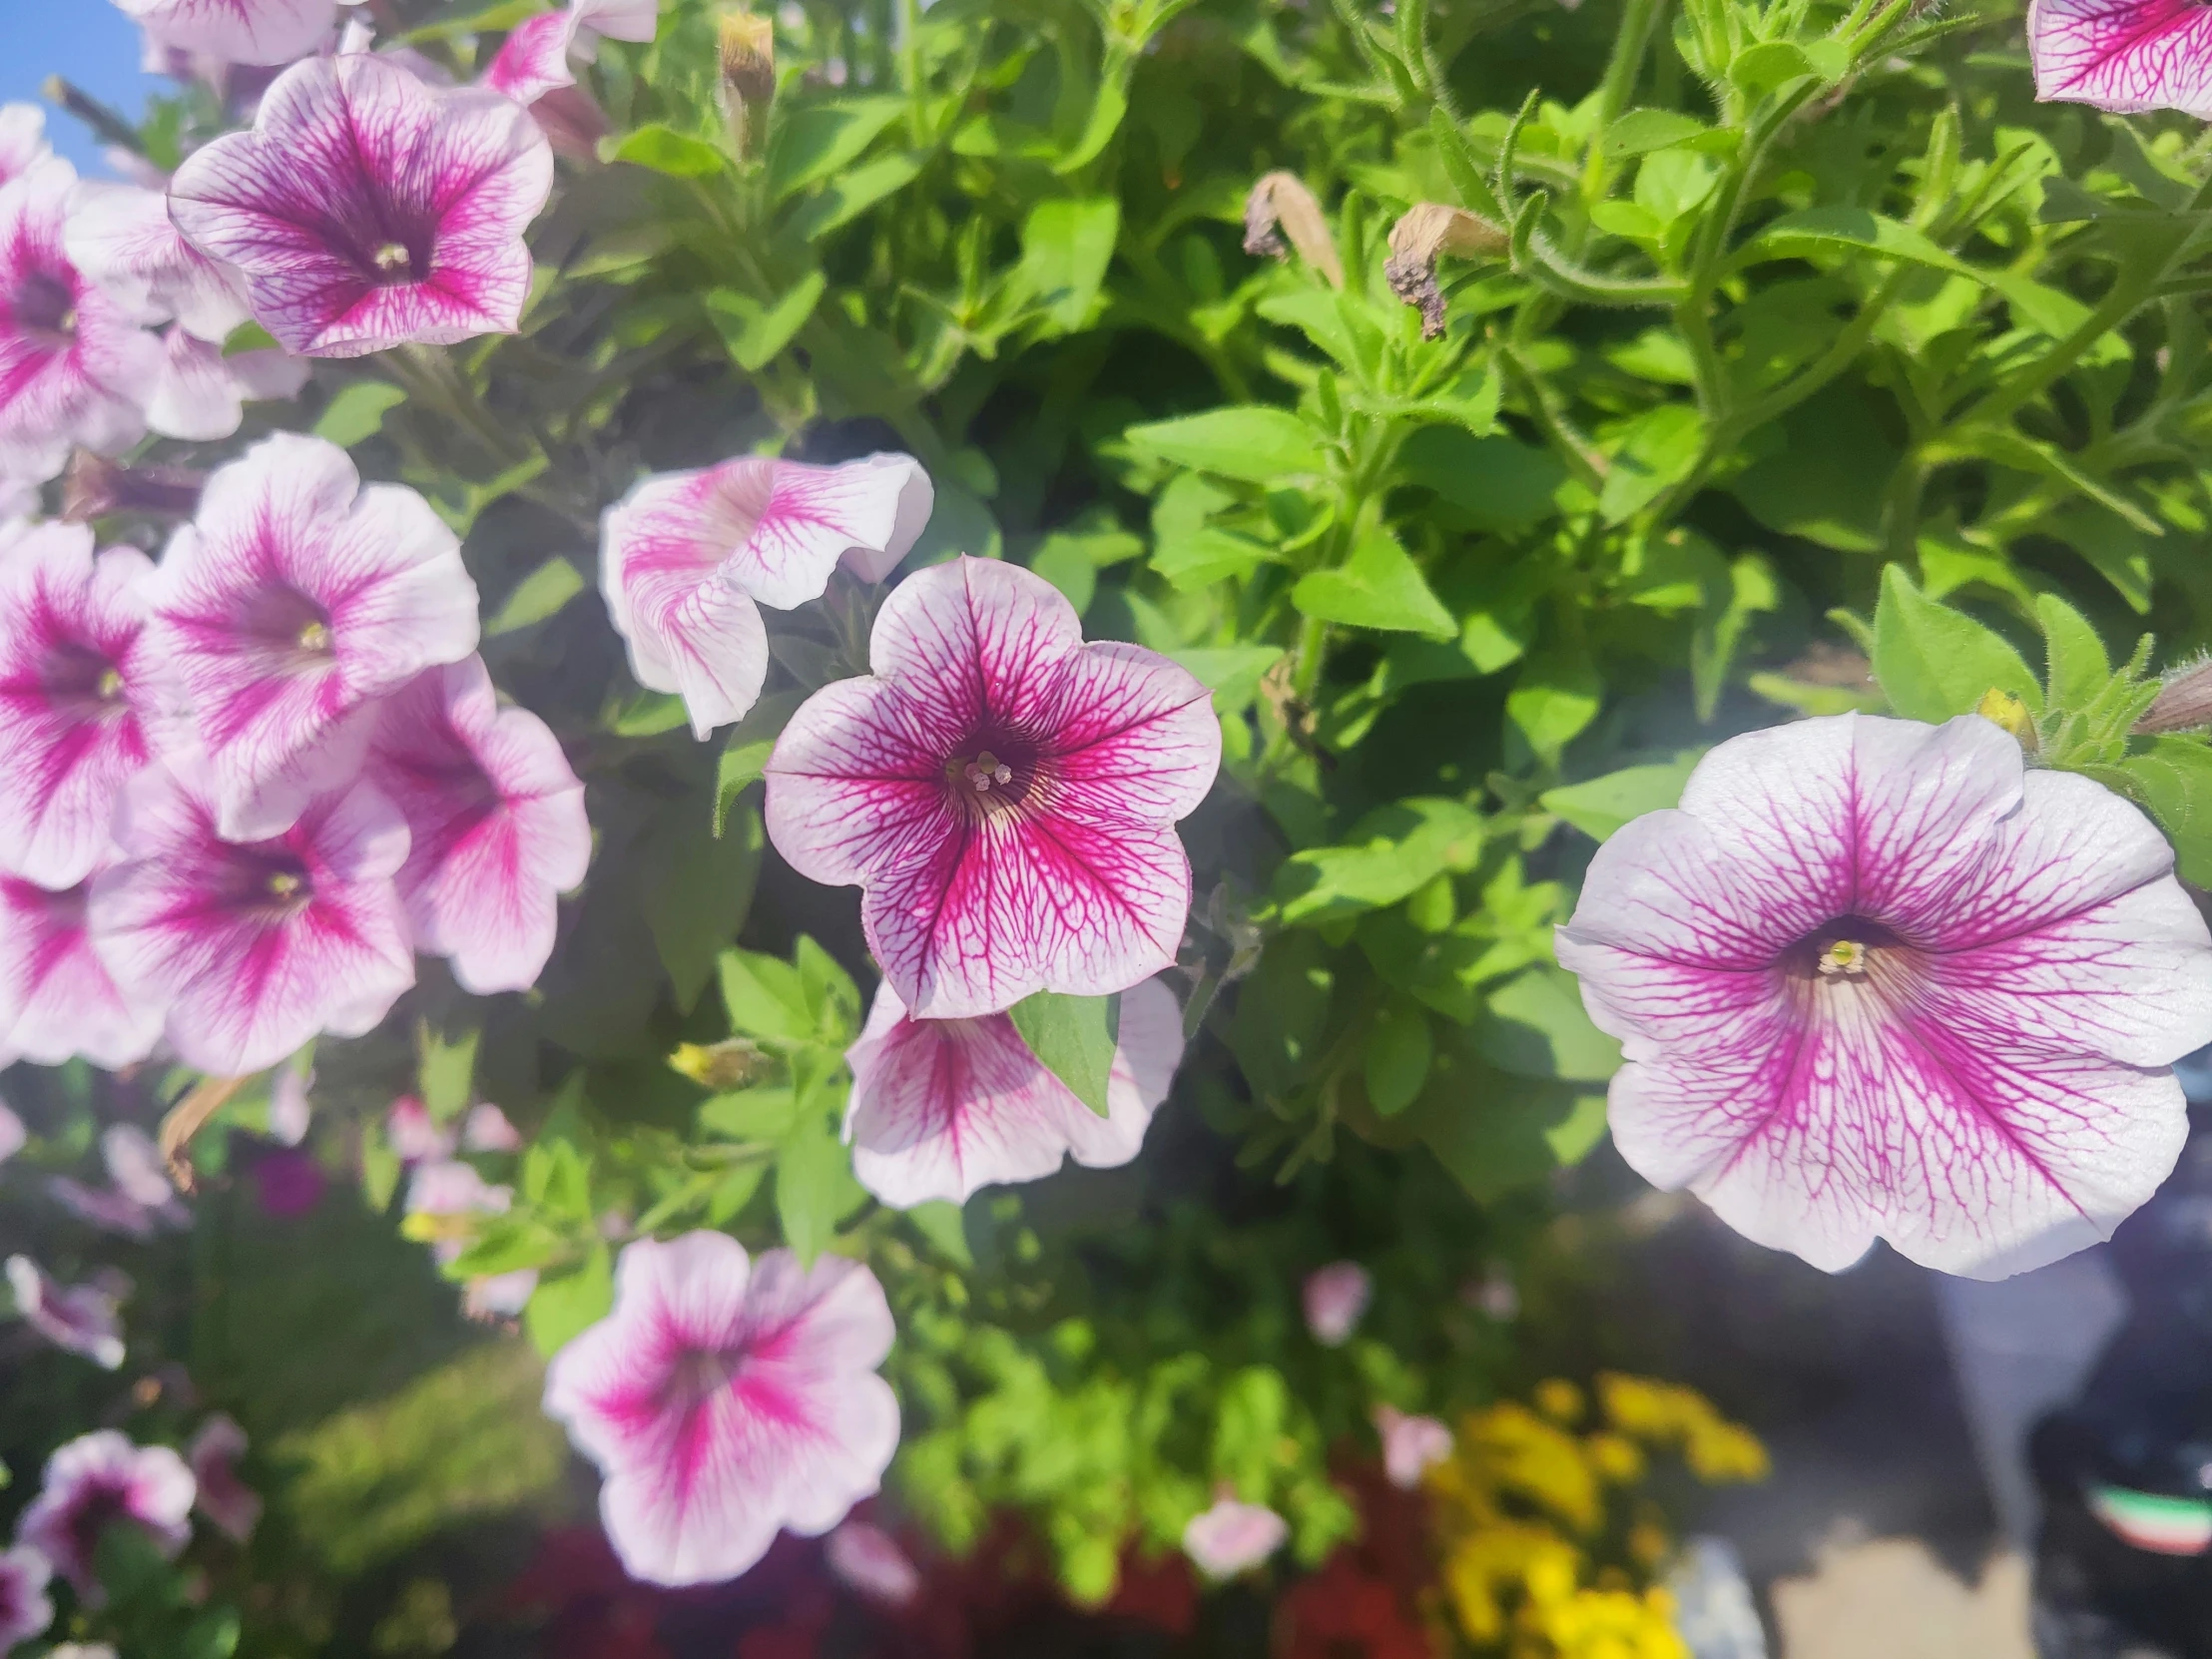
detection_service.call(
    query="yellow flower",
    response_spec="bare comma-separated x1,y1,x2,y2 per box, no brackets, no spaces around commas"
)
1534,1379,1586,1425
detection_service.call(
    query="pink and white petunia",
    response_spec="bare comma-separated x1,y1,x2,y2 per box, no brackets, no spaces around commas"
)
0,875,167,1069
168,53,554,357
386,1095,454,1165
841,973,1184,1207
145,432,479,841
1373,1406,1453,1490
87,755,415,1077
463,1102,522,1152
600,452,934,739
1303,1261,1371,1347
0,158,164,488
824,1521,921,1608
1555,712,2212,1281
2027,0,2212,113
115,0,346,67
766,557,1220,1019
6,1255,127,1370
483,0,659,105
0,522,164,888
0,106,50,188
0,1546,51,1651
363,657,590,995
104,1125,184,1215
48,1178,164,1241
1181,1497,1288,1579
407,1157,538,1317
145,327,310,443
542,1232,899,1588
16,1430,196,1599
188,1415,262,1542
64,180,251,342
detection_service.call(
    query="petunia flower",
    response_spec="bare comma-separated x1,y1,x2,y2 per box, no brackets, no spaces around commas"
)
64,179,251,341
16,1430,196,1599
0,105,50,188
168,53,555,357
600,452,933,739
0,521,163,888
87,753,415,1078
407,1157,538,1317
1303,1261,1371,1348
385,1095,454,1165
0,1546,52,1651
1373,1405,1453,1490
268,1058,311,1145
48,1178,163,1241
1181,1496,1288,1579
145,327,310,444
484,0,659,105
766,556,1220,1019
1554,712,2212,1280
115,0,347,67
824,1520,921,1608
144,432,479,841
363,656,590,995
841,973,1184,1207
0,158,163,490
542,1232,899,1587
2028,0,2212,113
0,874,166,1069
188,1415,262,1542
104,1125,184,1214
463,1102,522,1152
6,1255,126,1370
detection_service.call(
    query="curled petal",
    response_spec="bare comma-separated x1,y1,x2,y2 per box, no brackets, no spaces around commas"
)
64,181,250,341
599,483,769,738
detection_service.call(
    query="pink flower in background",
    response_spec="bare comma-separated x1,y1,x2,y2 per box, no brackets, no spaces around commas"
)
6,1255,126,1370
88,756,415,1077
601,452,933,738
1556,713,2212,1281
385,1095,454,1164
251,1147,325,1216
116,0,346,66
1303,1261,1371,1347
825,1520,920,1608
48,1178,163,1241
168,53,554,356
2029,0,2212,112
268,1059,311,1144
188,1415,262,1542
0,874,166,1069
364,656,589,994
65,180,251,341
1373,1406,1453,1489
842,973,1184,1207
145,328,310,444
17,1430,195,1599
0,523,162,887
542,1232,899,1587
0,106,50,187
145,433,479,840
0,1546,51,1650
767,557,1220,1019
1181,1497,1288,1579
104,1125,184,1215
0,158,163,488
484,0,659,104
407,1158,537,1316
0,1104,22,1165
463,1102,522,1152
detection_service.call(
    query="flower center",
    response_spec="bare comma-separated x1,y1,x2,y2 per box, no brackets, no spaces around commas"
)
1817,938,1869,978
296,619,332,654
40,642,129,719
944,735,1040,818
371,241,415,280
14,270,77,345
238,585,336,674
668,1347,739,1408
1790,916,1912,991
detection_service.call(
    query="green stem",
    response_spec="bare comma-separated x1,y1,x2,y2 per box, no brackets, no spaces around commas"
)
1594,0,1669,128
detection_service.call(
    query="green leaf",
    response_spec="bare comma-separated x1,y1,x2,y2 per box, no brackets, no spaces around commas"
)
1398,429,1565,532
485,557,584,637
716,690,803,836
2037,592,2111,712
1007,990,1121,1117
444,1215,570,1280
1364,1000,1432,1117
1479,966,1621,1083
767,98,907,200
178,1607,244,1659
221,319,278,356
1168,645,1286,715
402,0,540,41
1597,403,1704,524
777,1105,866,1267
643,797,764,1014
1291,526,1454,637
1507,646,1602,762
604,689,691,736
2121,737,2212,885
1125,406,1327,482
602,123,727,177
907,1200,973,1263
1152,525,1276,591
699,1086,801,1142
1029,538,1096,613
1018,197,1121,330
704,272,828,371
417,1022,477,1122
720,947,820,1045
313,381,406,447
1871,566,2042,723
1540,754,1701,840
1734,207,1983,280
525,1246,613,1358
1603,109,1710,157
789,153,924,241
1273,798,1485,926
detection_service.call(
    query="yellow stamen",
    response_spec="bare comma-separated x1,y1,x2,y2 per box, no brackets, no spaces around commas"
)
296,620,331,654
1817,938,1868,977
372,241,411,276
268,871,302,899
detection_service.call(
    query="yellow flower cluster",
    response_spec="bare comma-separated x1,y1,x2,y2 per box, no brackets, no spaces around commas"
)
1423,1375,1765,1658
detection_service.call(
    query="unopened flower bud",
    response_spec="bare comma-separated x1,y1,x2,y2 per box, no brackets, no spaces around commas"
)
2137,658,2212,735
1385,203,1508,339
669,1037,772,1091
1974,687,2038,752
1243,171,1344,288
62,451,206,523
720,8,776,157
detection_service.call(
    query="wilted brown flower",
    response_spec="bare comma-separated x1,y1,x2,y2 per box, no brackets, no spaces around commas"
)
1385,203,1508,339
1243,171,1344,288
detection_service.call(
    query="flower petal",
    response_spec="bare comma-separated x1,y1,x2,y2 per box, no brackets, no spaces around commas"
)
0,877,163,1069
118,0,341,67
600,475,771,737
64,181,250,341
2029,0,2212,113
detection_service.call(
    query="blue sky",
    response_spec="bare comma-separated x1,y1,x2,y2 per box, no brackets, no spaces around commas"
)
0,0,166,173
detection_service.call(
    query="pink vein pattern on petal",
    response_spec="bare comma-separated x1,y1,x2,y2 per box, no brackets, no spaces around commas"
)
1557,711,2212,1282
2029,0,2212,113
0,875,165,1069
118,0,342,67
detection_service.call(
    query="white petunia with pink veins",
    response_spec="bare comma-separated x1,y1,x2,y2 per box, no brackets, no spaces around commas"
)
2030,0,2212,114
767,557,1221,1019
1555,711,2212,1281
542,1231,899,1588
168,52,553,357
114,0,350,68
601,452,933,738
842,973,1184,1207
